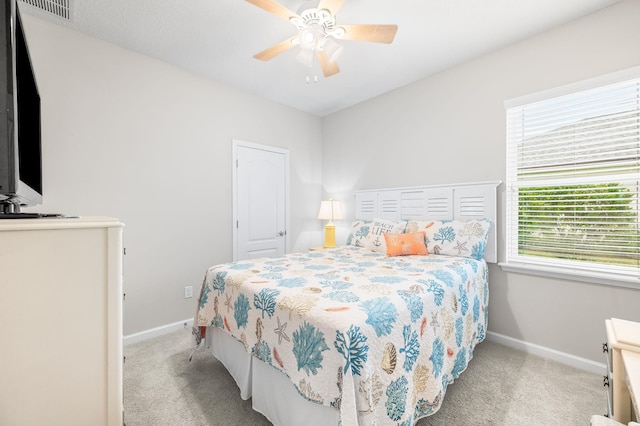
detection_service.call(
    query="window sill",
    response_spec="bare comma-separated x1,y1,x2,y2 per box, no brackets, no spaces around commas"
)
498,262,640,290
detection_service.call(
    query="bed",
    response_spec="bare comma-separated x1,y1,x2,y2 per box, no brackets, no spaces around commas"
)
193,181,500,426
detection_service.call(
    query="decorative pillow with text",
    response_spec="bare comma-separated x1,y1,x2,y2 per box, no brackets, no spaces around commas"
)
364,219,408,253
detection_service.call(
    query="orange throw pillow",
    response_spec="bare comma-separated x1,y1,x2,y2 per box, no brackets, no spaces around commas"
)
384,231,428,257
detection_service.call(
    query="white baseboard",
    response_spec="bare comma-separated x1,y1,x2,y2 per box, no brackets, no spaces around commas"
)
124,318,193,346
486,331,606,375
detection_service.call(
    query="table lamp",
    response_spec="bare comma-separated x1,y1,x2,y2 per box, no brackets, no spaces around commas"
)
317,199,343,248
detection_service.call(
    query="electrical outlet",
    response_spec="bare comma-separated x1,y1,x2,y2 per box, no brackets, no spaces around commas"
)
184,285,193,299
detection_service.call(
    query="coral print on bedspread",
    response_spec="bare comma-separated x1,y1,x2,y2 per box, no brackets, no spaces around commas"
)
195,246,488,426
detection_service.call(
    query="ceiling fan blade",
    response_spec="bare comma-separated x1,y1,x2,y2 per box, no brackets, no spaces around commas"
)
341,24,398,43
317,51,340,77
317,0,346,15
245,0,299,22
254,37,297,61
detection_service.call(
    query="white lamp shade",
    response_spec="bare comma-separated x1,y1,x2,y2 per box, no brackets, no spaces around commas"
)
317,199,343,221
296,48,315,67
321,37,343,63
299,24,323,51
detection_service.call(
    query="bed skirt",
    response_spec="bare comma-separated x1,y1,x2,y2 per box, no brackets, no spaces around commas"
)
207,326,341,426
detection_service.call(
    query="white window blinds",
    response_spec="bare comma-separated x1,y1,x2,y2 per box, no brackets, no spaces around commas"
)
505,70,640,285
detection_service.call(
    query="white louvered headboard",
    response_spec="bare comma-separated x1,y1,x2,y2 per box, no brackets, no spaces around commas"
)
355,181,501,263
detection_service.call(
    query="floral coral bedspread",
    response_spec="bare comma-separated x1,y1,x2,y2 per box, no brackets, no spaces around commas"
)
194,246,488,426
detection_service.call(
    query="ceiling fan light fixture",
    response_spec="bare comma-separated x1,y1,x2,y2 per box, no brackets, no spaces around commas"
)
321,37,343,62
299,22,324,51
247,0,398,78
296,48,315,67
328,26,346,39
299,28,317,50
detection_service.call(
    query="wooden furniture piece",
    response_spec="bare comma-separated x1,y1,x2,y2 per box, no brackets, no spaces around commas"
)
622,350,640,421
0,217,124,426
605,318,640,423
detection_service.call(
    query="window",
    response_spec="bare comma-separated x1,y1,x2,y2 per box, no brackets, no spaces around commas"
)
503,68,640,287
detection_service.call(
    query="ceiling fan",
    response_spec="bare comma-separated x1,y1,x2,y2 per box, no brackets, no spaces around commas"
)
246,0,398,78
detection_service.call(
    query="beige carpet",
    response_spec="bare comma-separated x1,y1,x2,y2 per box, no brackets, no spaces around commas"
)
124,328,606,425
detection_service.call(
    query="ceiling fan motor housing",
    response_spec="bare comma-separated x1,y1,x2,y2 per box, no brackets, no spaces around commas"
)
291,7,345,42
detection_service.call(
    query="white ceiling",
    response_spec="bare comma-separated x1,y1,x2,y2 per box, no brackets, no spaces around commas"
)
19,0,623,117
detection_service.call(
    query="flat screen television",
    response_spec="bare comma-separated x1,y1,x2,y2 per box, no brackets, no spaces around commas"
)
0,0,42,215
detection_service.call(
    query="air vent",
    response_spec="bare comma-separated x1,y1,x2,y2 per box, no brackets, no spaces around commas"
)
19,0,70,20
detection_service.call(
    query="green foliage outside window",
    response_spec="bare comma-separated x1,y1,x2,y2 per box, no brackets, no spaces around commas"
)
518,183,640,266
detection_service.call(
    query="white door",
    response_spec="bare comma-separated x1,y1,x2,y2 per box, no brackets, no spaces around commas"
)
233,140,289,261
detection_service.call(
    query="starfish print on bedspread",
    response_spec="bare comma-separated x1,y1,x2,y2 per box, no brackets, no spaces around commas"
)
224,293,234,313
453,240,469,255
430,312,440,334
275,316,290,344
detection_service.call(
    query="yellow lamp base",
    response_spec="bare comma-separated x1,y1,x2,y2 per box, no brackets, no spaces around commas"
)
323,224,336,248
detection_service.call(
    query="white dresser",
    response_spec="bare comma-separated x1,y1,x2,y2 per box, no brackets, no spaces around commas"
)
605,318,640,424
0,217,124,426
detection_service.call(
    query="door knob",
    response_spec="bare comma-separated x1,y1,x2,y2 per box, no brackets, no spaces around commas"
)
278,231,286,236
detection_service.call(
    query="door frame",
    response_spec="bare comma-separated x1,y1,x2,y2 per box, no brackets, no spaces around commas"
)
232,139,290,261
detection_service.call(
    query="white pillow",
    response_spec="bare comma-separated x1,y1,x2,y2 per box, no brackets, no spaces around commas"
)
346,219,372,248
406,219,491,260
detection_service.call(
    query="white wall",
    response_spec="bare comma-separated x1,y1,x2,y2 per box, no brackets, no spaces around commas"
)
322,0,640,363
21,15,324,335
18,1,640,361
